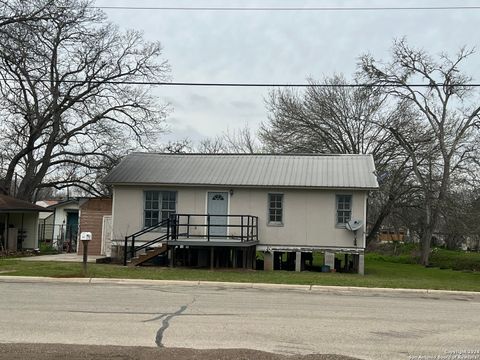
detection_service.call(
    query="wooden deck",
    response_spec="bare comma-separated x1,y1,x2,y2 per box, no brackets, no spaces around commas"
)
166,237,259,247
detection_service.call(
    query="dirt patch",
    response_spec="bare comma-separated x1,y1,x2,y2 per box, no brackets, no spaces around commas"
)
0,343,360,360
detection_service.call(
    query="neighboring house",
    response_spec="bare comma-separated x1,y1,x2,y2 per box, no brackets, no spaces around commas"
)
0,194,51,251
38,199,80,252
36,200,60,245
77,198,112,256
377,227,407,242
103,153,378,274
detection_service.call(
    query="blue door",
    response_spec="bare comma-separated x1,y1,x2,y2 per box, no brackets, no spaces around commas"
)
207,192,228,237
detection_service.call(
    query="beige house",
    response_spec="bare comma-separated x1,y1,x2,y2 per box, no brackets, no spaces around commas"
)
103,153,378,274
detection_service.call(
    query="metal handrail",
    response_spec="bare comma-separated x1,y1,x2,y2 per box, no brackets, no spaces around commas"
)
123,214,259,265
173,214,259,242
124,218,170,265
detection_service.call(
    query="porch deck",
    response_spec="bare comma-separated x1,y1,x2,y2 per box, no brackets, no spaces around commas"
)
123,213,259,266
165,237,259,247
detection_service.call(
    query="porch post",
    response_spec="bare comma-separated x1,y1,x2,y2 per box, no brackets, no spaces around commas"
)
263,251,273,271
324,251,335,270
210,247,214,269
295,251,302,272
358,254,365,275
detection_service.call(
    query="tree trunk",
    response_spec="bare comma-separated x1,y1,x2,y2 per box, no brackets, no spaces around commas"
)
420,227,433,266
366,201,393,245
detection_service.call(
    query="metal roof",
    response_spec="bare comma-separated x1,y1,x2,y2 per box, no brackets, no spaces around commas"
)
0,194,52,212
103,153,379,189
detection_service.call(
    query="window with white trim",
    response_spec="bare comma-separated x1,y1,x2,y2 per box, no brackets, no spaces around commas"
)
336,194,352,225
268,193,283,225
144,191,176,227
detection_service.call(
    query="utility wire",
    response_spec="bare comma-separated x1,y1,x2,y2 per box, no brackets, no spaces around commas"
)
91,5,480,11
5,78,480,87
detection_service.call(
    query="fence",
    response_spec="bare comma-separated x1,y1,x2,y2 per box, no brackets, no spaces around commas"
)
38,223,78,253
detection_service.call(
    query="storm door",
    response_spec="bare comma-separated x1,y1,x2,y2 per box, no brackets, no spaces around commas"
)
207,192,229,237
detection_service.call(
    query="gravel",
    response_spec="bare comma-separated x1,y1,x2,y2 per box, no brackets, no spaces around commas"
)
0,343,361,360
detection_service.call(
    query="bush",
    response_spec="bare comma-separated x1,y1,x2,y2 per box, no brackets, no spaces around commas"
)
39,243,58,254
429,248,480,272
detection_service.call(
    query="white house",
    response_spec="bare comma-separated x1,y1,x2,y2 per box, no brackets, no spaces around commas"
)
103,153,378,274
37,199,79,252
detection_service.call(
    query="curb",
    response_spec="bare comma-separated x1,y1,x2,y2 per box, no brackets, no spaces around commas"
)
0,275,478,297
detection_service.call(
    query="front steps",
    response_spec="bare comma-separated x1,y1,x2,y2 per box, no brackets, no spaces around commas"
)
128,244,168,266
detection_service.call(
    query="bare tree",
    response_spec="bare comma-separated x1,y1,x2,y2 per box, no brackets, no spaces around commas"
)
0,0,55,28
360,39,480,264
261,74,414,243
222,125,262,153
195,125,262,154
0,0,170,200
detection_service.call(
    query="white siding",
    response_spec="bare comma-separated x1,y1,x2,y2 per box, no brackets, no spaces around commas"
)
112,185,368,249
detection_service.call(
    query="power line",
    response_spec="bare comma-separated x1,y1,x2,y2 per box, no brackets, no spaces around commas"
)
6,78,480,87
91,5,480,11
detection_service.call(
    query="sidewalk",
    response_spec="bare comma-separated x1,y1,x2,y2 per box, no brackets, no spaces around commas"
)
18,253,104,263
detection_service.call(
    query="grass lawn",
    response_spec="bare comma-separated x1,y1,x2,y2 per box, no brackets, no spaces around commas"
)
0,254,479,292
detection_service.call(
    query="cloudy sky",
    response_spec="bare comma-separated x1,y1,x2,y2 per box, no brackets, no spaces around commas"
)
95,0,480,144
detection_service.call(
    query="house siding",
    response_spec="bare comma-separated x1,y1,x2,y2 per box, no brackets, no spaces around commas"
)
111,185,367,250
78,198,112,256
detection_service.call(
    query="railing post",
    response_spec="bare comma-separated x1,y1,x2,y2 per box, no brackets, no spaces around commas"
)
172,216,177,240
207,214,210,242
124,236,128,266
241,216,244,242
176,215,179,240
131,235,135,259
187,215,190,238
246,216,250,242
166,218,170,241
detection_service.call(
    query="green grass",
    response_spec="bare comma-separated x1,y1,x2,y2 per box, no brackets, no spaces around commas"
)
1,255,479,292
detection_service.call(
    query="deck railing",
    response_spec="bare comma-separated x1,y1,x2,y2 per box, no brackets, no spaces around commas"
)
123,214,259,265
171,214,259,243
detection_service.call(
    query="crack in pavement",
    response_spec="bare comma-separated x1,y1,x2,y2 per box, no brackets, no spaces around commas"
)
155,297,196,347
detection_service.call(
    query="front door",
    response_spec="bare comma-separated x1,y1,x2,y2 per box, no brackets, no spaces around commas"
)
65,211,79,252
207,192,229,237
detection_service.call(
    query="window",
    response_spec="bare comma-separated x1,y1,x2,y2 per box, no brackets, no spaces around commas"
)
336,195,352,225
268,193,283,225
144,191,176,227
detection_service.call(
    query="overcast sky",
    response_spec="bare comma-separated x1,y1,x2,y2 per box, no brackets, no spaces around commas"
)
95,0,480,145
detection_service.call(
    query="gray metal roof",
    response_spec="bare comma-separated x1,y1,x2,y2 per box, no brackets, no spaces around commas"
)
103,153,379,189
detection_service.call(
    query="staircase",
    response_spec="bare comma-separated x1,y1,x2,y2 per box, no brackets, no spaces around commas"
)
123,218,172,266
128,244,168,266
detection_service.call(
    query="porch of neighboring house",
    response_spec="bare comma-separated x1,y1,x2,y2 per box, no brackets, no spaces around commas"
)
0,212,36,251
121,214,259,269
0,194,49,252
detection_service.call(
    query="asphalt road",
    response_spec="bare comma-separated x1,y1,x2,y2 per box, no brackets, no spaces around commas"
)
0,279,479,360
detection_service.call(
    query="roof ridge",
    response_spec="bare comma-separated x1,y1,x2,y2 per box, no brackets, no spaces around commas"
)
129,152,372,157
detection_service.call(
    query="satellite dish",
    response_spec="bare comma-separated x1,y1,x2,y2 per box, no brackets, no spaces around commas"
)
345,220,363,247
346,220,363,232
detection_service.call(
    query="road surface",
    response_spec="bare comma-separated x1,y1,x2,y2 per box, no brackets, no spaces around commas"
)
0,279,479,360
